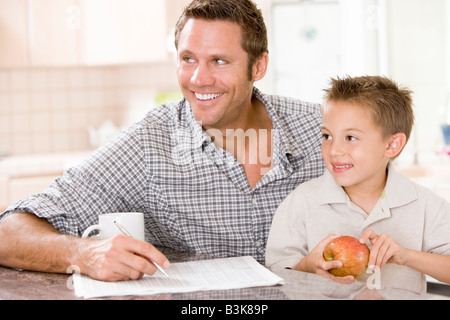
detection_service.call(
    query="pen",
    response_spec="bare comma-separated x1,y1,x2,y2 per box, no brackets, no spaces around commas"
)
113,220,169,278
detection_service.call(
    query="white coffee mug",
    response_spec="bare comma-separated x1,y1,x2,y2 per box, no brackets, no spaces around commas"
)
82,212,145,241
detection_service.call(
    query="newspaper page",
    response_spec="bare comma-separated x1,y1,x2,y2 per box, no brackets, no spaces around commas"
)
73,256,284,298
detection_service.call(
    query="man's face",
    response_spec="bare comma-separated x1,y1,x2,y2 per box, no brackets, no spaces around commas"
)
176,18,255,131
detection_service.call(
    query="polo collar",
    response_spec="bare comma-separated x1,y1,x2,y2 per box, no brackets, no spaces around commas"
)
383,162,418,208
318,163,418,209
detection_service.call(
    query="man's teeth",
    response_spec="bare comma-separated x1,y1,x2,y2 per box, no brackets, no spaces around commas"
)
195,93,222,101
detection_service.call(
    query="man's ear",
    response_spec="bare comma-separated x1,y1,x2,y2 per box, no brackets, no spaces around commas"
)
251,52,269,82
385,132,407,158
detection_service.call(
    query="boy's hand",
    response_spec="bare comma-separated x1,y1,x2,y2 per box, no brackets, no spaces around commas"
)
293,234,355,284
359,229,408,270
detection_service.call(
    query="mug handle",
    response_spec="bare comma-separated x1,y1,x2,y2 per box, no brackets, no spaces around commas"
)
82,224,102,238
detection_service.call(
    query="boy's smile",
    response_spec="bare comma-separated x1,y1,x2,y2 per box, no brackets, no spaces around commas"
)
331,163,353,173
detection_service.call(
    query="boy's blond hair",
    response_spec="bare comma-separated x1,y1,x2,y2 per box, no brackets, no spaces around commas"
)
323,75,415,145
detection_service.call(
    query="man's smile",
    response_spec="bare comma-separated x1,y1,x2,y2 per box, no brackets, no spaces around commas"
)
194,92,223,101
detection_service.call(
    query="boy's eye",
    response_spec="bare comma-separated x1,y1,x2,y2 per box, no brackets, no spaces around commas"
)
322,133,331,140
346,135,357,141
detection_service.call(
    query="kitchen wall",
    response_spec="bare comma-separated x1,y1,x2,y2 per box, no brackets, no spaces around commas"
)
269,0,450,166
0,61,179,156
2,0,450,159
1,0,450,210
386,0,450,162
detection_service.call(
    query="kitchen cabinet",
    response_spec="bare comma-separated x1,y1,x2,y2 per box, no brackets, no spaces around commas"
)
0,0,169,67
0,0,28,67
29,0,79,66
80,0,168,65
0,0,80,67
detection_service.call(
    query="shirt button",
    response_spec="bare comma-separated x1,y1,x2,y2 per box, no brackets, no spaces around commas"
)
252,197,257,206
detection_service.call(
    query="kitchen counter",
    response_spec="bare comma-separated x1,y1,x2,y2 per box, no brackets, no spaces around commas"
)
0,151,92,178
397,163,450,202
0,151,92,211
0,247,448,301
1,159,449,302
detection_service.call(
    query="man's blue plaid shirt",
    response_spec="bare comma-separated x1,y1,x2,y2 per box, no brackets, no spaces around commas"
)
2,87,325,263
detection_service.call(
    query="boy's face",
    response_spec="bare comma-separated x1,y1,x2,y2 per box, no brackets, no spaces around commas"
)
321,100,391,195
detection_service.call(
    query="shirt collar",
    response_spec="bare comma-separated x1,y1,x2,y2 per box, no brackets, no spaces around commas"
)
179,87,289,153
318,163,418,208
256,89,323,170
317,170,348,205
178,87,320,172
384,162,418,208
175,97,206,149
251,88,289,168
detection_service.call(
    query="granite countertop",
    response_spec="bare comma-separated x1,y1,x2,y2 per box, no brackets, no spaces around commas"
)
1,247,448,301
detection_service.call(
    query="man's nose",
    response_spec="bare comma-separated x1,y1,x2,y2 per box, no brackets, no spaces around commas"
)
191,63,214,87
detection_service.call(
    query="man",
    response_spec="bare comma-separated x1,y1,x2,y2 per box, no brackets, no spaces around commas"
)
0,0,324,281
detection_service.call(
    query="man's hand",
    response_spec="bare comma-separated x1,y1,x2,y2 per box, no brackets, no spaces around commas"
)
79,234,170,281
0,212,169,282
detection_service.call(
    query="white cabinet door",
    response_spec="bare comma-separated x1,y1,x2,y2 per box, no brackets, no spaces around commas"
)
29,0,79,66
0,0,169,67
80,0,168,65
0,0,29,67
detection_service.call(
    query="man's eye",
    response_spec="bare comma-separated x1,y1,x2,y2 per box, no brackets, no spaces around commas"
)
214,58,227,65
181,57,195,63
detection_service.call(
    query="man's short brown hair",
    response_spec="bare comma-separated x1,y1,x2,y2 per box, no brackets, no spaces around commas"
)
174,0,268,80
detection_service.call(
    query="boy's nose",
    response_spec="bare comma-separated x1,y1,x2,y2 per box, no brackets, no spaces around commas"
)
330,140,345,156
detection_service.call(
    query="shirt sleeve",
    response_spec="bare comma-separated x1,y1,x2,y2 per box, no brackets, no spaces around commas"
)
422,187,450,255
0,123,148,236
265,185,309,270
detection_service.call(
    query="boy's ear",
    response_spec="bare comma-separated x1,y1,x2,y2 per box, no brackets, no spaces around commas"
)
385,133,407,158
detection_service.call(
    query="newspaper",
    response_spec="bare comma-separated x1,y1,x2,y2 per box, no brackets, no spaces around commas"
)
73,256,284,298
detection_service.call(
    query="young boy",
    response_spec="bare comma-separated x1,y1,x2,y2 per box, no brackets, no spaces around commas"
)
265,76,450,294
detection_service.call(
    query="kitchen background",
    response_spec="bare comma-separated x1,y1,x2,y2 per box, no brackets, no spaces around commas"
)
1,0,450,212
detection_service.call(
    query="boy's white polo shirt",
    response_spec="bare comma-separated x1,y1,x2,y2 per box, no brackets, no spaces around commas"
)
266,163,450,294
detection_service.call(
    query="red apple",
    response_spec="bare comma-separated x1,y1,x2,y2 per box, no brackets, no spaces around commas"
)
323,235,370,278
